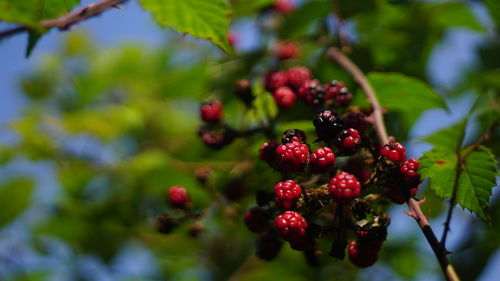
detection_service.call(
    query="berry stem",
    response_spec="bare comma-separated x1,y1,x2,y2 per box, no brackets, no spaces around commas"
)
329,47,460,281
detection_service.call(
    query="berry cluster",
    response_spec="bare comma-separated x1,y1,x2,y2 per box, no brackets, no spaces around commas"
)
155,185,199,235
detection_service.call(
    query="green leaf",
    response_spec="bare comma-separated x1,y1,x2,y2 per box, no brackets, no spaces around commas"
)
425,2,484,32
139,0,231,53
26,30,42,58
0,0,79,28
0,178,35,227
279,0,330,39
230,0,273,16
485,0,500,28
354,72,447,135
419,146,498,223
421,120,466,152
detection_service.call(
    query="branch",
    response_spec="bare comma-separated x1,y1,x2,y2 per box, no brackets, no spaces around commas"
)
0,0,127,40
327,47,460,281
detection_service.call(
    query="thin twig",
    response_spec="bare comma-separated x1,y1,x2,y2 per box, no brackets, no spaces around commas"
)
0,0,127,40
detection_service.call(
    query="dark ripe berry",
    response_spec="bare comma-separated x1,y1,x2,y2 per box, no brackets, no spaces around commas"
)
313,109,344,142
347,240,381,268
244,207,268,233
273,86,297,109
198,125,236,149
297,79,326,106
287,66,312,90
274,211,308,240
274,180,302,210
281,129,306,144
273,0,295,13
256,233,283,261
264,70,289,92
337,128,361,150
386,185,419,204
200,101,223,123
324,80,352,106
342,112,368,133
275,142,309,172
234,79,254,106
168,185,189,208
274,41,300,60
309,147,336,174
380,141,407,162
156,213,177,234
328,172,361,203
259,140,279,164
400,158,421,187
228,31,239,48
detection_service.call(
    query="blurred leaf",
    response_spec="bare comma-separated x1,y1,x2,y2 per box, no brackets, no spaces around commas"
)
279,0,330,39
420,146,498,223
335,0,376,19
139,0,231,53
425,2,484,32
26,30,42,57
0,178,34,227
0,0,79,27
230,0,273,16
485,0,500,28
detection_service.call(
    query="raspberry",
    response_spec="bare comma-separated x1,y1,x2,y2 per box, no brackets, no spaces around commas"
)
244,207,268,233
313,109,344,142
342,112,368,133
198,125,236,149
287,66,312,90
274,211,308,240
328,172,361,203
281,129,306,144
380,141,407,162
324,80,352,106
275,142,309,172
274,180,302,210
337,128,361,150
273,0,295,14
273,86,297,109
264,70,289,92
400,158,421,187
168,185,189,208
259,140,279,164
155,213,177,234
234,79,254,106
309,147,336,174
200,101,223,123
297,79,326,106
386,185,419,204
256,233,283,261
274,41,300,60
347,240,380,268
228,31,239,48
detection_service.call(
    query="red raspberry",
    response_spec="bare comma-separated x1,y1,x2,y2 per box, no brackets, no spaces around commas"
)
264,70,289,92
274,41,300,60
324,80,352,106
228,31,239,48
273,86,297,109
275,142,309,172
200,101,223,123
297,79,326,106
274,180,302,210
273,0,295,13
328,172,361,203
347,240,381,268
309,147,336,174
400,158,421,187
256,233,283,261
281,129,306,144
287,66,312,90
259,140,279,164
274,211,307,240
244,207,268,233
168,185,189,208
380,141,407,162
386,185,419,204
338,128,361,149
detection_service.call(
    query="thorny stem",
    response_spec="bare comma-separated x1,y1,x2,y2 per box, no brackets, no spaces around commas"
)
0,0,127,40
327,47,460,281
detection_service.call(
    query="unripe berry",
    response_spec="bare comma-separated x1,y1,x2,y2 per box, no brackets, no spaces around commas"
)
337,128,361,151
275,142,309,172
168,185,189,208
309,147,336,174
274,180,302,210
259,140,279,164
234,79,254,106
347,240,381,268
400,158,421,188
328,172,361,203
380,141,407,162
273,0,295,14
273,86,297,109
386,185,419,204
200,101,223,123
297,79,326,106
198,125,236,149
274,41,300,60
274,211,308,240
228,31,239,48
324,80,352,106
244,207,268,233
281,129,306,144
264,70,289,92
287,66,312,90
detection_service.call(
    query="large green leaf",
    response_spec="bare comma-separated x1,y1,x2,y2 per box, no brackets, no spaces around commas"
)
424,1,484,32
230,0,273,16
0,0,79,28
419,146,498,223
485,0,500,28
0,178,35,227
139,0,231,53
421,119,466,153
353,72,447,134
